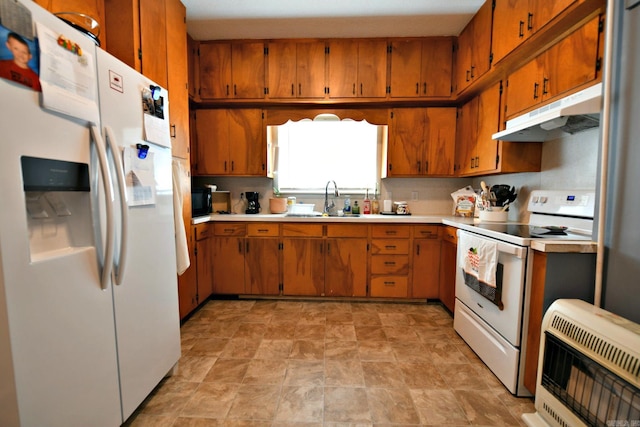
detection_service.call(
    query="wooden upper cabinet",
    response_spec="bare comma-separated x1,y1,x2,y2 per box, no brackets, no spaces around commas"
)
388,108,456,177
455,0,492,94
456,82,501,176
35,0,106,47
199,41,265,99
104,0,168,87
193,109,265,176
390,38,453,98
268,41,326,99
328,39,387,98
187,34,199,100
165,0,189,159
504,16,601,120
492,0,577,65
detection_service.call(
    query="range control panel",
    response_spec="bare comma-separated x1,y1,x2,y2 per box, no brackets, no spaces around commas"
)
527,190,595,218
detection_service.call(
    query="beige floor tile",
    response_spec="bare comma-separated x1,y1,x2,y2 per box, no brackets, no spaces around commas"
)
174,356,218,382
325,324,357,341
326,311,354,324
220,338,260,359
361,361,406,388
124,413,176,426
366,387,421,424
202,358,250,383
325,360,365,386
454,389,521,426
397,361,448,389
410,388,470,425
354,326,387,341
138,380,199,416
284,360,325,386
242,359,287,385
324,387,372,423
295,324,326,340
383,326,420,342
275,385,324,423
233,323,267,339
174,418,270,426
437,363,492,390
357,340,396,361
423,341,470,364
352,312,382,326
180,382,239,418
325,340,359,359
289,340,325,359
226,384,281,421
254,339,294,359
263,322,297,339
185,337,229,357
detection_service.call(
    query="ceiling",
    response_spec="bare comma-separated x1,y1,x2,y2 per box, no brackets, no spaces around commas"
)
182,0,485,41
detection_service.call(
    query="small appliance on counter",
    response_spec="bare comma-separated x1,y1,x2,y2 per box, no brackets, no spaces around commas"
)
245,191,260,214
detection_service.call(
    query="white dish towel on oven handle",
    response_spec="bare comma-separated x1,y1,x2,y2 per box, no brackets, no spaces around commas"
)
458,232,498,288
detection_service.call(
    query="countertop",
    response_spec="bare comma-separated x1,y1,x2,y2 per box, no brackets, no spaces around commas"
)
192,213,452,225
191,214,596,253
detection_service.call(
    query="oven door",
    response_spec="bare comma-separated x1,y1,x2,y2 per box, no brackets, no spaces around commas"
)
454,230,528,346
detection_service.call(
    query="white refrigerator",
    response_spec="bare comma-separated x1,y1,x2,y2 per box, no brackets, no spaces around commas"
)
0,2,181,426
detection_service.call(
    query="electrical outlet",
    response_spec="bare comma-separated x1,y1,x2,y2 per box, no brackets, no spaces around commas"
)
411,191,418,201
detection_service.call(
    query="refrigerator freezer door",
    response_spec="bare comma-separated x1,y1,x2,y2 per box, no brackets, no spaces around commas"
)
95,49,181,421
0,7,121,427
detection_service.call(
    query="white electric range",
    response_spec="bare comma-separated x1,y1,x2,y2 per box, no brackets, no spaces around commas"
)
443,190,597,396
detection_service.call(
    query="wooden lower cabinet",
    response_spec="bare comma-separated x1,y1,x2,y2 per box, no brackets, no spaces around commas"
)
282,224,324,296
438,226,458,312
370,225,411,298
212,223,246,294
325,224,368,297
245,223,280,295
411,225,441,299
195,223,214,299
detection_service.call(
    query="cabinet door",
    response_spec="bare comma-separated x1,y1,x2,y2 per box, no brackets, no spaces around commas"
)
492,0,531,65
196,235,214,299
282,238,324,296
542,17,601,101
212,237,246,294
194,109,229,175
438,230,457,312
228,109,264,175
268,41,297,98
245,238,280,295
325,238,368,297
389,40,422,97
187,34,199,99
358,40,388,98
177,227,198,319
425,108,456,176
455,22,474,94
412,238,441,299
455,98,478,175
470,1,493,83
296,41,326,98
388,109,424,176
139,0,167,87
231,42,265,99
505,57,544,119
531,0,577,34
474,82,501,174
165,0,189,159
421,38,453,97
328,40,358,98
199,43,232,99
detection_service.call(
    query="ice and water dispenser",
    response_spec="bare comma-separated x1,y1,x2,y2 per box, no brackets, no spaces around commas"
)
21,156,95,262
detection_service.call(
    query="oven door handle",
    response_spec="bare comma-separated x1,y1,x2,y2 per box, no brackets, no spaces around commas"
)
496,243,527,259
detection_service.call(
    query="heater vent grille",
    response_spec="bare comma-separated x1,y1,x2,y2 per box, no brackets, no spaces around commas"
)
542,402,570,427
550,313,640,384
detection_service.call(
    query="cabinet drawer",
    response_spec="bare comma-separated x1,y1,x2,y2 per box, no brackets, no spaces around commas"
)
326,224,368,238
372,225,411,238
247,223,280,237
370,276,408,298
282,223,324,237
371,255,410,275
414,225,439,239
370,239,410,255
441,226,458,244
214,223,246,236
195,223,212,240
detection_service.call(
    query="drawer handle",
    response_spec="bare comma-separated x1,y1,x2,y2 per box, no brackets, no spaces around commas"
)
224,228,235,233
384,261,396,265
385,245,397,250
385,230,397,235
384,281,396,286
257,229,269,233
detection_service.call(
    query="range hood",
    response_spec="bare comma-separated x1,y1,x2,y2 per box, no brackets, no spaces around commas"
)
493,82,602,142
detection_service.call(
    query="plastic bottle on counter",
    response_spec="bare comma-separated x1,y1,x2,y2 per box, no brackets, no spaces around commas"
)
363,189,371,214
343,196,351,213
372,184,380,214
352,201,360,214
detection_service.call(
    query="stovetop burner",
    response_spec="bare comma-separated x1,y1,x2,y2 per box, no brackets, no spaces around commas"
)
471,223,590,240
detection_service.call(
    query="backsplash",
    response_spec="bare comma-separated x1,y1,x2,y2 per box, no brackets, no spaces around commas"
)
193,127,600,218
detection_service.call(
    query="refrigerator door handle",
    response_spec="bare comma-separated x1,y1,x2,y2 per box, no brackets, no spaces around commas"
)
91,125,115,290
105,125,128,286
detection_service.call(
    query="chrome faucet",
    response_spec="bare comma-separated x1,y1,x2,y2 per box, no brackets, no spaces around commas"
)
324,180,340,215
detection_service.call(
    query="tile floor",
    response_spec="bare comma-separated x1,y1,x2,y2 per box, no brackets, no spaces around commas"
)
125,299,535,426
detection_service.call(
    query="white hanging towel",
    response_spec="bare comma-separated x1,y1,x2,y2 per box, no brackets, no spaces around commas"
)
458,232,498,288
172,159,190,275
